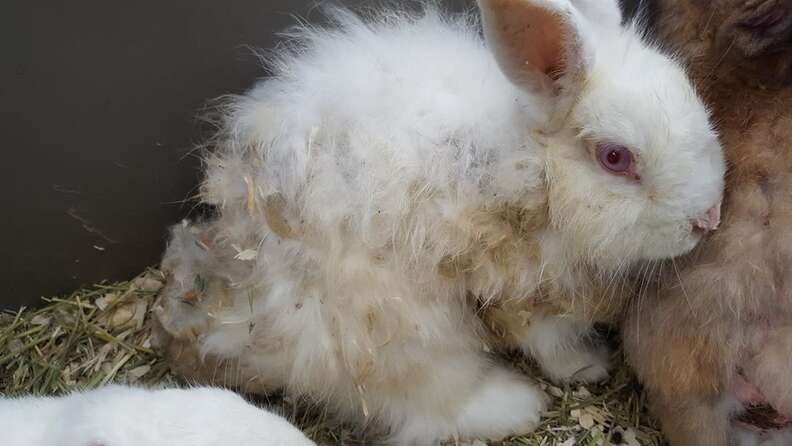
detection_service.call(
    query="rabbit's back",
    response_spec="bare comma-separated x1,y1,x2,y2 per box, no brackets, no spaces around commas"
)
202,8,546,253
154,8,552,427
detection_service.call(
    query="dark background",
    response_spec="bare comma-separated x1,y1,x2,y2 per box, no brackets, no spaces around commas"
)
0,0,650,309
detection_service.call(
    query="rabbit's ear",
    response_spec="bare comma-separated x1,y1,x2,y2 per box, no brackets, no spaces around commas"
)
479,0,596,100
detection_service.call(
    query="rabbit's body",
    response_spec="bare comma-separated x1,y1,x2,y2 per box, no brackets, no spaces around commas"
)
0,385,316,446
624,1,792,445
154,1,724,444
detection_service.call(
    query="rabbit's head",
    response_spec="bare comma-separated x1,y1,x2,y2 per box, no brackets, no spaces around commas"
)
479,0,725,269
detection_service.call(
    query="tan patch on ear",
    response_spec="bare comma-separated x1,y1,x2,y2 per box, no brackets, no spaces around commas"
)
482,0,570,84
504,2,565,78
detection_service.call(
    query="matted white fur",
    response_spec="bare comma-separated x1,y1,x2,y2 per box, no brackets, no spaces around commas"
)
155,1,725,444
0,385,316,446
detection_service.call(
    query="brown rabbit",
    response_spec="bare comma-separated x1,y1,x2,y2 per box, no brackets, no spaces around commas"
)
624,1,792,445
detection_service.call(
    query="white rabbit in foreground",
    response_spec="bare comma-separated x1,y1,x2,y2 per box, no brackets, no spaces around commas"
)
0,385,316,446
154,0,725,444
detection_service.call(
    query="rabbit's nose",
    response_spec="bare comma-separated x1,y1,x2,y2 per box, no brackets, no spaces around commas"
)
692,202,722,233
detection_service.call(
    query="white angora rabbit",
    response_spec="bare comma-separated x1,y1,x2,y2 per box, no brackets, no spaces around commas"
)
154,0,725,444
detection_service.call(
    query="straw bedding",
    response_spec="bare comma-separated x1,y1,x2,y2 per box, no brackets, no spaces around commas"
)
0,270,665,445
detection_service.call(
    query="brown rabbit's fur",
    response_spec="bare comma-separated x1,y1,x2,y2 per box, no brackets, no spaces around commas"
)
624,1,792,445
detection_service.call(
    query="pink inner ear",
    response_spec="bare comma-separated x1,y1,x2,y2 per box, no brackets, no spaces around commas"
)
489,0,568,81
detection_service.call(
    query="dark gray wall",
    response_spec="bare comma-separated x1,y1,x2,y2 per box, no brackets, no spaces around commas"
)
0,0,647,309
0,0,327,308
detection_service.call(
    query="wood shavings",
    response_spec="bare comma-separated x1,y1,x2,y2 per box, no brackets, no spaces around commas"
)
30,315,50,326
95,293,117,311
133,276,164,293
107,299,147,330
578,411,595,430
572,386,592,399
234,249,258,261
126,365,151,382
506,355,665,446
548,385,565,397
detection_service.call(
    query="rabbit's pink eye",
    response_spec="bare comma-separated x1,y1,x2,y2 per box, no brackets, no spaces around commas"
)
597,143,634,175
